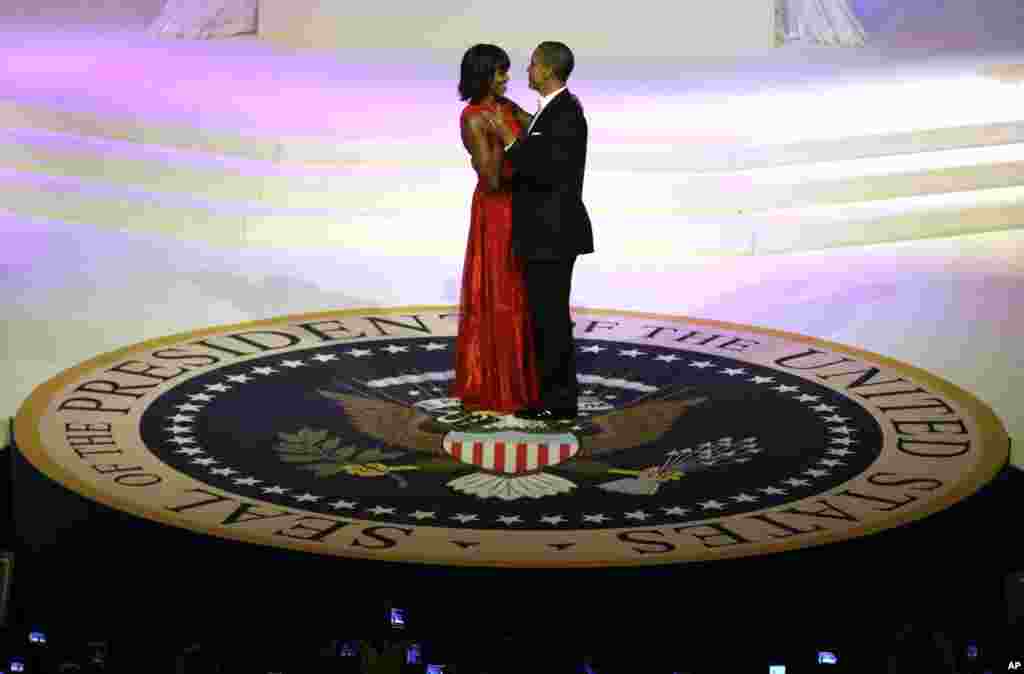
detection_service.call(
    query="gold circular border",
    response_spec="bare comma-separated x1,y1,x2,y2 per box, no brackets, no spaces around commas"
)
14,305,1011,568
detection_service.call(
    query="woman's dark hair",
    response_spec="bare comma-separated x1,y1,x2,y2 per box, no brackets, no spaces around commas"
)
458,43,510,103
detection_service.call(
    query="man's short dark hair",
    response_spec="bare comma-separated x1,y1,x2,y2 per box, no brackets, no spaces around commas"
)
458,44,511,102
536,41,574,82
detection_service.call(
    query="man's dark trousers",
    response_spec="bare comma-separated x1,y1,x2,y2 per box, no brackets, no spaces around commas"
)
523,256,578,411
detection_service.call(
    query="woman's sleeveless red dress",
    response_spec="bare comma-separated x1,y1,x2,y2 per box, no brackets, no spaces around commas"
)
451,102,539,413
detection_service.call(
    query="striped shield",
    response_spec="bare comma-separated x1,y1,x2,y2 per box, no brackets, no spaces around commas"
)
442,431,579,475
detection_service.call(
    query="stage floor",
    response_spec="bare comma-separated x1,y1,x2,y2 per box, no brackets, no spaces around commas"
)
2,15,1022,444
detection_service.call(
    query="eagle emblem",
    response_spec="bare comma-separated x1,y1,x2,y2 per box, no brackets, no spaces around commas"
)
268,370,722,501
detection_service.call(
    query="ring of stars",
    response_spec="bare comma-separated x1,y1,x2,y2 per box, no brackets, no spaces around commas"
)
150,339,874,529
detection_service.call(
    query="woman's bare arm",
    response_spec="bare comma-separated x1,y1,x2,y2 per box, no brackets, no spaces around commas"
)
502,98,534,130
461,112,502,192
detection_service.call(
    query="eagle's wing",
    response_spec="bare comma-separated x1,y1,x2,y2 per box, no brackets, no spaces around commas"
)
318,390,444,455
582,396,707,456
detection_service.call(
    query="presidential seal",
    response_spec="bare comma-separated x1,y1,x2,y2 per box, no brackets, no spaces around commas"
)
14,307,1009,567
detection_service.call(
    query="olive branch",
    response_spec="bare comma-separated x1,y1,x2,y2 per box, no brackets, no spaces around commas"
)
274,427,405,478
272,427,470,489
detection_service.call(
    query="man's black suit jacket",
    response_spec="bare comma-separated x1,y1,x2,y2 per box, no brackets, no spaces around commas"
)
504,89,594,261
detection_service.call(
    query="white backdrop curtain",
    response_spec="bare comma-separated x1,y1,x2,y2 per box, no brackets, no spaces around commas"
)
776,0,868,46
148,0,257,39
148,1,864,47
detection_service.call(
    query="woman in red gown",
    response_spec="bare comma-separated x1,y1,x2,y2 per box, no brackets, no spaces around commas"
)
451,44,539,413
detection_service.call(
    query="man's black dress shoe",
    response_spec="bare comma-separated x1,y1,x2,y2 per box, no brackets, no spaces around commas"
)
514,407,577,422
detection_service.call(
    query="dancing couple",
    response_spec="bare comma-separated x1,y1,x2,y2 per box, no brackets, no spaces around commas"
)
451,41,594,423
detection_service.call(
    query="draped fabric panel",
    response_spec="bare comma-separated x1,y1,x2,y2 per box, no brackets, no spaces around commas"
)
777,0,868,46
148,0,257,39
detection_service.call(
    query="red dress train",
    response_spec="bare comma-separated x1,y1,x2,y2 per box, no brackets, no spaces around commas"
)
451,102,539,413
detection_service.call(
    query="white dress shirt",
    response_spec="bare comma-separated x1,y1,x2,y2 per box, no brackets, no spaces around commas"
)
505,86,567,150
527,85,567,134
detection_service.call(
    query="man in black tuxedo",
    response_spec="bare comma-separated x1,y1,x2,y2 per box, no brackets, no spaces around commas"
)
486,41,594,421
